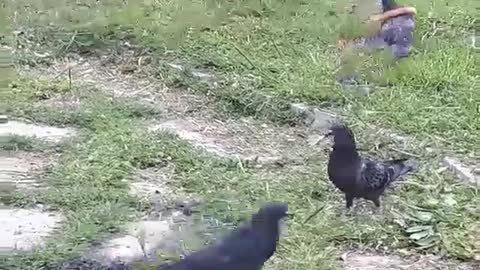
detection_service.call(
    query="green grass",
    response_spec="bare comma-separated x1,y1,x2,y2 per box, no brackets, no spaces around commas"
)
0,78,161,268
3,81,478,269
1,0,479,269
6,0,478,152
0,135,49,151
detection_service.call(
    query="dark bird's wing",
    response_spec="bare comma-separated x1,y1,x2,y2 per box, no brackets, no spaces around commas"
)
158,202,286,270
158,248,231,270
156,247,232,270
159,226,265,270
213,226,267,269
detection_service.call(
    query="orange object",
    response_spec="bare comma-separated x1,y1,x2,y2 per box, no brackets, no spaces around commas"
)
369,6,416,25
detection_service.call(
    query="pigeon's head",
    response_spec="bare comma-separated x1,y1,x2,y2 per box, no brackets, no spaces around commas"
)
251,202,289,229
382,0,398,12
257,202,289,220
326,124,356,147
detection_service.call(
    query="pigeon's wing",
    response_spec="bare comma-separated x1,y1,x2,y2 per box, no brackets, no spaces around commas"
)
382,158,417,182
173,226,262,270
360,155,389,190
159,246,235,270
217,226,265,263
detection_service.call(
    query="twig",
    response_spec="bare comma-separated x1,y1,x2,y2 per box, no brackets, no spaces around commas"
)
303,204,325,224
68,66,72,90
231,42,282,85
265,181,270,199
119,84,151,98
391,147,421,158
271,38,283,57
236,156,246,173
63,30,78,54
53,60,86,80
328,85,369,127
231,43,256,69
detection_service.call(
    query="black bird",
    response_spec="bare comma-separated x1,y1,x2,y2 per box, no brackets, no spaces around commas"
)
157,202,289,270
326,124,417,209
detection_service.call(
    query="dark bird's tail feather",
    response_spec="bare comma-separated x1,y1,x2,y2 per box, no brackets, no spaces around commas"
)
385,158,418,183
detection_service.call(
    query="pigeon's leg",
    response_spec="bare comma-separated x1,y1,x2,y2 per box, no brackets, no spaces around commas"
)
345,193,354,209
343,194,355,217
372,197,381,207
371,197,382,215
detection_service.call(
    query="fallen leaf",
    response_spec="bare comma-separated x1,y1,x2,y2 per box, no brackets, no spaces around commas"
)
415,211,433,222
409,230,432,241
441,194,457,207
406,225,433,234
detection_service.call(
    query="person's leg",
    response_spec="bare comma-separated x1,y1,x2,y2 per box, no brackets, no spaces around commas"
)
336,2,416,84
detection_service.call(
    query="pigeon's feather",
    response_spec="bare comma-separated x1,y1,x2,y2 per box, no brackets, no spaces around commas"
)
360,156,417,191
383,158,418,181
158,203,288,270
361,156,389,190
157,229,266,270
327,124,417,208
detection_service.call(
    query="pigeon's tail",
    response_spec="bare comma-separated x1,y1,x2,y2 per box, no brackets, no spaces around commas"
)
385,158,418,183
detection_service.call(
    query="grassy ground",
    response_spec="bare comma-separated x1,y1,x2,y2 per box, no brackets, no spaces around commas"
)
6,0,478,151
1,0,479,269
2,78,153,268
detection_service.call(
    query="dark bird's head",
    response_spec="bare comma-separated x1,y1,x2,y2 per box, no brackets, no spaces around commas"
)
325,124,356,148
252,202,289,223
251,202,289,233
250,202,289,258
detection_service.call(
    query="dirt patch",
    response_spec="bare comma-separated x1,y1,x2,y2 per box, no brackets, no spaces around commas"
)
0,207,63,251
87,211,228,265
30,54,330,168
442,156,480,186
148,117,316,167
0,120,76,143
0,120,71,253
128,167,175,208
342,251,479,270
0,151,56,192
28,56,209,119
127,166,200,215
87,165,216,265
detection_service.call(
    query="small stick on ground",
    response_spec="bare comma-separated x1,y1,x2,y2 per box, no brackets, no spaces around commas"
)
303,204,326,224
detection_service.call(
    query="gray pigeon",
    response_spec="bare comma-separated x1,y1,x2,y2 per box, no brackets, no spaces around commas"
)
157,202,289,270
326,124,417,209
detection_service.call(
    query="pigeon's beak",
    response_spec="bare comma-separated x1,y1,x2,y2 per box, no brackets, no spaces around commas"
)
321,130,334,146
279,213,291,237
